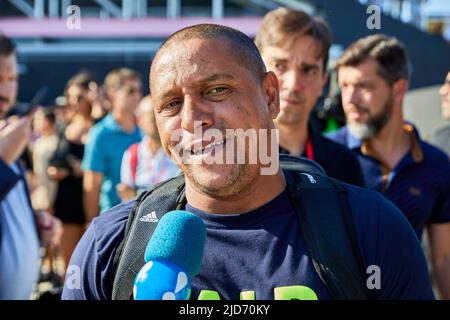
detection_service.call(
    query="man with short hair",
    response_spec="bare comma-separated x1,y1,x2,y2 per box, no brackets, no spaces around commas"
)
117,95,180,202
255,8,365,187
0,34,62,299
63,25,434,300
82,68,143,221
328,34,450,299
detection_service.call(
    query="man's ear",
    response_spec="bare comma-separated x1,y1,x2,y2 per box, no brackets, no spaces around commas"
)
392,78,408,103
263,71,280,119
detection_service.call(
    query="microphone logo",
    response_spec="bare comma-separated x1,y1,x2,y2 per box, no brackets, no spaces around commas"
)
133,260,191,300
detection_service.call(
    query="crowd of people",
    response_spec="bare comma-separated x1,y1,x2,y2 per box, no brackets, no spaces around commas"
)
1,6,449,300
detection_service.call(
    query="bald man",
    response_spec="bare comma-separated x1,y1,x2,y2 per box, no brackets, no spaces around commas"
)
117,95,180,202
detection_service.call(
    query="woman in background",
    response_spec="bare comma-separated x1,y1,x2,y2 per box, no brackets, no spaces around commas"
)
48,71,96,268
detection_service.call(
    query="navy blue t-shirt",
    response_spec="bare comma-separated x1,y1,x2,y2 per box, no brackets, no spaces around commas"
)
62,184,435,300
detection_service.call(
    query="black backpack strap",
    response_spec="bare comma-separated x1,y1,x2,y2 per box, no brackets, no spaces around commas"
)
279,154,326,176
284,169,369,300
111,174,186,300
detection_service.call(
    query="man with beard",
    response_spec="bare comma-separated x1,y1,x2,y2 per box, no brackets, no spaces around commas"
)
328,34,450,299
255,8,365,187
62,25,435,300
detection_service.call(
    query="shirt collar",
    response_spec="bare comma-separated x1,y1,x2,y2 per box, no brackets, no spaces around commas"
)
345,128,363,150
360,123,424,164
104,113,139,135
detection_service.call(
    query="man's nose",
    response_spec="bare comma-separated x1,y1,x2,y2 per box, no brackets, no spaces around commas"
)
282,69,304,93
181,95,214,133
343,86,360,107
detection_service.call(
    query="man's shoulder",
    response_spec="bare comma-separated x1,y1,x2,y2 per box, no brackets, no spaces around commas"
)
420,139,450,167
340,182,408,231
91,200,135,254
87,116,115,140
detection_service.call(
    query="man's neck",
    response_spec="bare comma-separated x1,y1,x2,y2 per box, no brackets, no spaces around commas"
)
277,120,309,156
112,109,135,133
146,136,161,154
365,117,411,169
185,169,286,214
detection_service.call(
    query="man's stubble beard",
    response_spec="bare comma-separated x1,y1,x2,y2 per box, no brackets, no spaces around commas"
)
347,93,393,140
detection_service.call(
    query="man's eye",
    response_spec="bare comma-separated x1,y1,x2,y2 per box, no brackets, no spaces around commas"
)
209,87,227,94
303,68,318,76
273,63,286,73
162,100,182,112
167,100,180,108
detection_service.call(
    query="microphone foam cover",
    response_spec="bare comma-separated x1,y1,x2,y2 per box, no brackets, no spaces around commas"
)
144,210,206,276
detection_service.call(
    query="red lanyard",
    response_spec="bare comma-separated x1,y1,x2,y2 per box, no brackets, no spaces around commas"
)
306,136,314,160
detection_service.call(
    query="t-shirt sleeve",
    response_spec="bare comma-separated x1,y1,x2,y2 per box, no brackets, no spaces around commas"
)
81,127,106,174
369,193,435,299
61,200,133,300
61,220,105,300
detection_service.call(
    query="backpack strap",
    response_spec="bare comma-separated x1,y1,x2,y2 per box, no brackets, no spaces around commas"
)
111,174,186,300
284,170,369,299
128,143,140,185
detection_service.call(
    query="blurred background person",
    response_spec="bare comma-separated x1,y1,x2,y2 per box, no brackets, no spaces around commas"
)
47,71,95,268
82,68,143,223
255,8,365,187
328,34,450,299
30,107,58,213
0,34,62,300
430,70,450,158
117,95,180,202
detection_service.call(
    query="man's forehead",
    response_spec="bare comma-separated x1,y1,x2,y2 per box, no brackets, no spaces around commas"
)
339,60,380,77
152,38,228,71
151,39,240,88
0,54,17,70
264,36,324,65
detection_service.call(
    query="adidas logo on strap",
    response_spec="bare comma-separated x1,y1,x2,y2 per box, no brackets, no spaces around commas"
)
301,173,317,184
139,211,159,223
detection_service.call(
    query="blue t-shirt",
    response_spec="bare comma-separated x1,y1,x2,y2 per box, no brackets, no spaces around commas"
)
82,113,142,213
327,125,450,239
62,183,435,300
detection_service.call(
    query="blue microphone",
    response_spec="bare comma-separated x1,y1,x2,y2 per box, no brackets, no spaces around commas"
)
133,210,206,300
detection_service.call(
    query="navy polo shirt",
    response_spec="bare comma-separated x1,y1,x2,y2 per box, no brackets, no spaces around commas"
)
328,125,450,239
